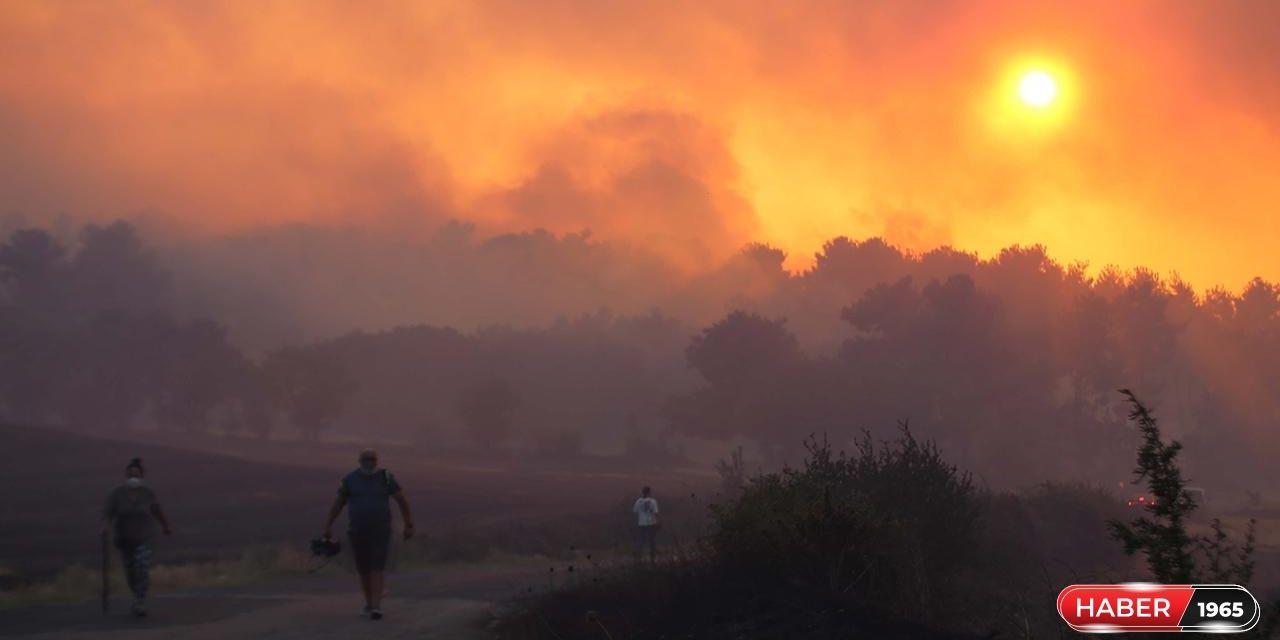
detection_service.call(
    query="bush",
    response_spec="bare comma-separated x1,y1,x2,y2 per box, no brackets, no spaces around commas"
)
998,482,1130,578
499,425,988,639
709,424,978,614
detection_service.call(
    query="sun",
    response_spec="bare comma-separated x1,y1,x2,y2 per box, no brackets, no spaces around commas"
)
985,60,1073,135
1017,70,1058,108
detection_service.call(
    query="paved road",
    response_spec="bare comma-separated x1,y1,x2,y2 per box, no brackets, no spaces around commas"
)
0,564,543,639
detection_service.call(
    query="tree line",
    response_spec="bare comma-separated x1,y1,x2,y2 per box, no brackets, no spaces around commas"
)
1,222,1277,489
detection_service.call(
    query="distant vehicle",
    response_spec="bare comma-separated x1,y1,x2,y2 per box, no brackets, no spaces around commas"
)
1125,487,1205,508
1126,495,1154,508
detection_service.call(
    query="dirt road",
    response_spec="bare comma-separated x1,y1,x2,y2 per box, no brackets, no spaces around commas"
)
0,564,542,639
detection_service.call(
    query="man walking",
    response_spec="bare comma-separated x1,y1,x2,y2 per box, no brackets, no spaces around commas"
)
322,449,414,620
632,486,660,563
101,458,173,617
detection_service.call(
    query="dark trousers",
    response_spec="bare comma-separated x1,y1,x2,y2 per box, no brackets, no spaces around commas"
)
116,540,153,600
637,525,658,560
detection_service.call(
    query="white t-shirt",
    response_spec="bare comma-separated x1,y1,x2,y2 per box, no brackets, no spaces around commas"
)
633,496,659,526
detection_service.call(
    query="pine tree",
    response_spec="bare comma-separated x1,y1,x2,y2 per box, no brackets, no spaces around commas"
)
1108,389,1256,585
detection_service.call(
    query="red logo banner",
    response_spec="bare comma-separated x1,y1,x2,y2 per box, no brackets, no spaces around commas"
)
1057,584,1259,633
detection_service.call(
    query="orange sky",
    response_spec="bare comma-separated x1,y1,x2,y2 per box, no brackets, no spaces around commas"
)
1,1,1278,287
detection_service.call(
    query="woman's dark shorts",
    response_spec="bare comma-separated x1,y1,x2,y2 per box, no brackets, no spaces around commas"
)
349,526,391,574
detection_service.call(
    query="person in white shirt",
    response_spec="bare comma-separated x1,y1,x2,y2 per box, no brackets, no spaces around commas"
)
632,486,660,562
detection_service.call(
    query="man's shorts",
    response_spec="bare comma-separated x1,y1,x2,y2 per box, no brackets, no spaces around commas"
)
349,526,391,574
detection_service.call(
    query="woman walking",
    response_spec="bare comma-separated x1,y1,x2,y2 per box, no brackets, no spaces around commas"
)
101,458,172,616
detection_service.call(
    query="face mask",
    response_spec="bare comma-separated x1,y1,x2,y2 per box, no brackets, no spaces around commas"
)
125,477,144,489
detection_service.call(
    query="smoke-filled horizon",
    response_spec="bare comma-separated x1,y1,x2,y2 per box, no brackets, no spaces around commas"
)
4,1,1280,290
3,218,1278,495
6,215,1274,350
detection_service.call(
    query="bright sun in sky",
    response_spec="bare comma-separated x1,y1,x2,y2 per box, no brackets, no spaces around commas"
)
1017,70,1058,108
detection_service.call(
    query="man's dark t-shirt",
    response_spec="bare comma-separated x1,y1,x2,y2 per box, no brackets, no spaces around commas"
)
338,469,402,533
103,485,159,543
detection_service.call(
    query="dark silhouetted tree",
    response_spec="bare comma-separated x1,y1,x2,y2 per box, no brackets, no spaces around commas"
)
1108,390,1256,585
